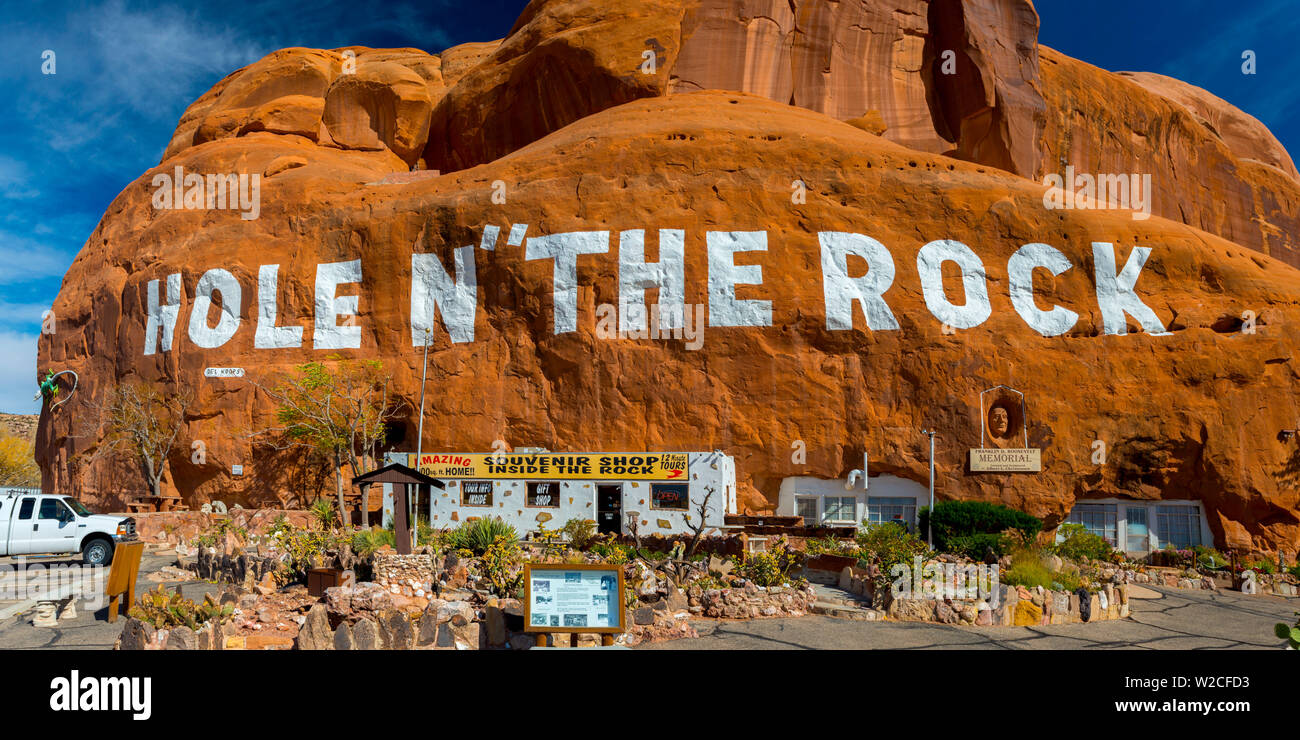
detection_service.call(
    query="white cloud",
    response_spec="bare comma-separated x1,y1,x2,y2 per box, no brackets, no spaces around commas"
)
0,155,40,199
86,0,267,115
0,330,39,415
0,230,76,285
0,301,55,329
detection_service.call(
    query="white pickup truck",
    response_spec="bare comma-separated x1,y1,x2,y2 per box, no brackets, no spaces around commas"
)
0,488,136,566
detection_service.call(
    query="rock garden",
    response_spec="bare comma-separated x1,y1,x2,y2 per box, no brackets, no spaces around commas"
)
114,498,1299,649
115,502,816,650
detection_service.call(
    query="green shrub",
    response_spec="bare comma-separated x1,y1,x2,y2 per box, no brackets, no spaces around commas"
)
738,538,802,587
589,539,631,564
1054,523,1114,563
309,497,338,529
447,517,518,555
692,575,727,591
560,518,599,550
806,536,858,556
1054,571,1085,592
919,501,1041,557
481,536,524,597
946,533,1005,560
193,517,250,550
351,526,395,556
855,522,931,576
1001,548,1088,592
1192,545,1227,570
1001,551,1055,590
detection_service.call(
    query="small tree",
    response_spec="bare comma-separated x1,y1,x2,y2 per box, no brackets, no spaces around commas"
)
251,356,402,528
0,429,39,487
94,382,193,497
623,510,646,551
684,484,716,559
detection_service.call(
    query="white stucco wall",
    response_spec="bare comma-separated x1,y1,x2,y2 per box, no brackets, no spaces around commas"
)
1060,497,1214,554
381,451,735,536
777,474,930,529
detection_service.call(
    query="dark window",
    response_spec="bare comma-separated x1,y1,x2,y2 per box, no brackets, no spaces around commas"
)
39,499,65,520
461,481,493,507
18,498,35,520
650,483,689,511
527,481,560,508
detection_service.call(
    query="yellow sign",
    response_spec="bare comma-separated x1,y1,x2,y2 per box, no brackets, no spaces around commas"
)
969,448,1041,472
408,452,689,481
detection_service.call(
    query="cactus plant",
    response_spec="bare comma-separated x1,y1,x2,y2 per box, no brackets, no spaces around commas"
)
129,584,234,630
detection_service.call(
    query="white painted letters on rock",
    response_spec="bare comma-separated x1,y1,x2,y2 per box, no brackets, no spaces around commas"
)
313,259,363,349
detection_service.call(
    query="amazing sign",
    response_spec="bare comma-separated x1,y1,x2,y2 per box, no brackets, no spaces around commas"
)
409,452,689,480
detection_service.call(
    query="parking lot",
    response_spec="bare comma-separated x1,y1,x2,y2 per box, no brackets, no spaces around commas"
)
0,550,184,649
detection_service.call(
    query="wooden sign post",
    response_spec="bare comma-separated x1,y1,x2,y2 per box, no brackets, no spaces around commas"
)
105,541,145,623
523,563,626,648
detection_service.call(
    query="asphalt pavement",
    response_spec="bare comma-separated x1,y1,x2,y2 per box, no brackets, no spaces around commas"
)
638,585,1299,650
0,550,181,650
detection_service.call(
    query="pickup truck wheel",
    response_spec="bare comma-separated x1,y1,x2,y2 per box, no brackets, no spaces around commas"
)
82,538,113,566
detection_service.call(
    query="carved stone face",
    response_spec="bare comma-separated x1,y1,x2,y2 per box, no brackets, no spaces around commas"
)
989,406,1010,438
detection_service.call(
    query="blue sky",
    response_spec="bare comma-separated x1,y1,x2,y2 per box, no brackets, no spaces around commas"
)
0,0,1296,414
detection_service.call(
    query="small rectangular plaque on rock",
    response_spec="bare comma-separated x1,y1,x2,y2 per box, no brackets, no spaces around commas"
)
969,448,1041,472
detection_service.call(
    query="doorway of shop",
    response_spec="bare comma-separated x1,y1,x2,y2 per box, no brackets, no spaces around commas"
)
597,485,622,535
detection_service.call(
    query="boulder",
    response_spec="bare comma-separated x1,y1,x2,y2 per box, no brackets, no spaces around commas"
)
118,618,156,651
295,604,333,650
350,582,396,613
416,609,440,647
352,618,382,650
323,61,433,166
382,609,416,650
484,600,507,647
333,622,355,650
448,620,481,650
165,626,199,650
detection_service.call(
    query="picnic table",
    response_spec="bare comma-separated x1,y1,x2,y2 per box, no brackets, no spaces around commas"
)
127,495,187,513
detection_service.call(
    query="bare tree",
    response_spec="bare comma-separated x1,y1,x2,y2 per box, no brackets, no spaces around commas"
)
91,382,193,498
248,356,404,528
684,484,716,559
625,511,642,550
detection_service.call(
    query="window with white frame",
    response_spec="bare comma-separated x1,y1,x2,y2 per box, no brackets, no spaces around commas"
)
1066,503,1118,546
795,496,818,524
866,497,916,530
1155,504,1201,548
822,496,857,524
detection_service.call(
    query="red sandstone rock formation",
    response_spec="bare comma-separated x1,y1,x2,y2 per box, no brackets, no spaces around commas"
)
34,0,1300,556
1037,48,1300,269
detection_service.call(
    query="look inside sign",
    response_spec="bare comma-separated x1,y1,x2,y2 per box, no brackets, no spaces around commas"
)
410,452,688,480
524,564,625,634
